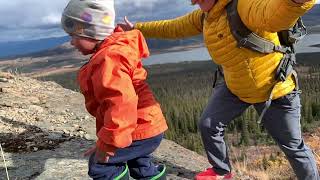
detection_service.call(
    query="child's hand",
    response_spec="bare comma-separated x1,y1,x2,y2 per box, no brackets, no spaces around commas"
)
117,16,134,31
84,146,96,157
84,146,110,163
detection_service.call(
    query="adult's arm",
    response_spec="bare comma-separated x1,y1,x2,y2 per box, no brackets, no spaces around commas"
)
134,9,204,39
238,0,315,32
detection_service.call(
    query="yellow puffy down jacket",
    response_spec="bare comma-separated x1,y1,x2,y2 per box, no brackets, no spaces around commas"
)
135,0,315,103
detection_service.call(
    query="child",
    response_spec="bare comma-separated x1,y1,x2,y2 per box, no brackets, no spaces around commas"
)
61,0,168,179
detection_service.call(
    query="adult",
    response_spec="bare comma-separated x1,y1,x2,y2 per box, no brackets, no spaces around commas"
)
119,0,319,179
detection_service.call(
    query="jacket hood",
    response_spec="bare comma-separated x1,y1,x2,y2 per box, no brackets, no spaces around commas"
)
98,26,150,61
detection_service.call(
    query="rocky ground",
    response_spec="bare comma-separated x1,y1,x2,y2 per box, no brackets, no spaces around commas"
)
0,72,239,180
2,72,318,180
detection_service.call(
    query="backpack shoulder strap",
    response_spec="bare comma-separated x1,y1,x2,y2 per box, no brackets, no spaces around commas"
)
226,0,281,54
200,12,206,29
278,17,307,50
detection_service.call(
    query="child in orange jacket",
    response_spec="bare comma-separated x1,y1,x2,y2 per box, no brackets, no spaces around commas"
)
61,0,168,179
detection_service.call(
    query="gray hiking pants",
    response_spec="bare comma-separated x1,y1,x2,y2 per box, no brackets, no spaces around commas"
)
199,82,319,180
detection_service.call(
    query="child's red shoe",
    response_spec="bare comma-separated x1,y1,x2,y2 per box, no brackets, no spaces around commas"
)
195,168,233,180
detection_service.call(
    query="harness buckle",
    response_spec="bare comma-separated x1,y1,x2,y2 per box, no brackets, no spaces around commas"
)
238,38,248,47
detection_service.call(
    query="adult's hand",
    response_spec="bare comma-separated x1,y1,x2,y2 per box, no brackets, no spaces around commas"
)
117,16,134,31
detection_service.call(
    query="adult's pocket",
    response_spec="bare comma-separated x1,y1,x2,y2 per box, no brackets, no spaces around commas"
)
274,89,301,107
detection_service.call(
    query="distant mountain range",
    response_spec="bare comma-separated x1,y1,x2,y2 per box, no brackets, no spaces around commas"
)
0,4,319,59
0,36,70,59
0,3,319,78
302,4,320,27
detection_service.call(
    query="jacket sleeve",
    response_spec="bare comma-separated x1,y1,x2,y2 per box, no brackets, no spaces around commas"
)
91,52,138,154
238,0,316,32
134,9,204,39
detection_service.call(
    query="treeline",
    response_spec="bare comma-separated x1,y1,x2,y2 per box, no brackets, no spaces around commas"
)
39,61,320,154
147,62,320,153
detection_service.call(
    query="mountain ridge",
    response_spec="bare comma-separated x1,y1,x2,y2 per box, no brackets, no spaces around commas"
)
1,4,319,59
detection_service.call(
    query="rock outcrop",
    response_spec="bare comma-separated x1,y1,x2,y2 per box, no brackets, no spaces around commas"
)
0,72,212,180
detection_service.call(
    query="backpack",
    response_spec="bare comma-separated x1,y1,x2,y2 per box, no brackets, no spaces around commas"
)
203,0,307,122
226,0,307,83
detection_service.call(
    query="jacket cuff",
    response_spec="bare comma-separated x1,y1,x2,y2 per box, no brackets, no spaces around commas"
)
133,23,138,30
96,139,117,156
134,22,144,30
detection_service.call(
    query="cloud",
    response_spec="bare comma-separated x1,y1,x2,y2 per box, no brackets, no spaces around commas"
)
115,0,194,22
0,0,70,42
116,0,160,9
0,0,69,28
0,0,194,42
1,0,318,42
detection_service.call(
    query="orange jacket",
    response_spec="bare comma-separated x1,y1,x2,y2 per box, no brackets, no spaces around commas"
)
78,27,168,155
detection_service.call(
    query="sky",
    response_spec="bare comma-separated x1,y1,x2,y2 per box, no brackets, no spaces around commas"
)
0,0,194,43
0,0,319,43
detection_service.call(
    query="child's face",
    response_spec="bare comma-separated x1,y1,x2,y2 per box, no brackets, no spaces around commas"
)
191,0,216,12
70,35,99,55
